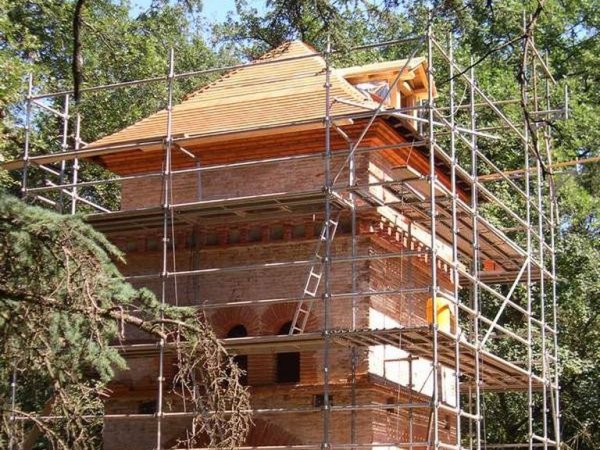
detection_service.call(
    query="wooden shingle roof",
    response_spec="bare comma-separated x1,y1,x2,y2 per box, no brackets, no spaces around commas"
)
87,41,428,149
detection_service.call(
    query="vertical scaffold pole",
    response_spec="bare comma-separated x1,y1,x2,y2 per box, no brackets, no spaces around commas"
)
157,48,175,450
525,120,534,450
11,73,32,450
349,137,358,448
22,73,33,199
468,386,474,450
426,16,440,450
448,32,462,450
9,368,17,450
544,58,561,448
322,35,332,450
58,94,70,213
532,53,549,450
469,57,482,450
71,113,81,214
522,13,534,450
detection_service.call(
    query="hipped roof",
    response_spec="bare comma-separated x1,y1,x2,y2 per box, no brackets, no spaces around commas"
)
87,40,430,149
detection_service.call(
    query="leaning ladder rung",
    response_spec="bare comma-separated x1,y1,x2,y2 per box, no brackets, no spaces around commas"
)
320,221,339,240
304,276,322,296
290,212,341,334
304,289,316,296
294,303,314,328
298,316,310,330
304,288,318,297
308,269,322,280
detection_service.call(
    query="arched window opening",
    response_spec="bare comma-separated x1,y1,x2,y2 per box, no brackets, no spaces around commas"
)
227,324,248,385
276,321,300,383
227,324,248,338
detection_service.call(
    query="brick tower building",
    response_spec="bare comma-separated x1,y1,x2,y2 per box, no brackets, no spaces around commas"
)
75,41,538,449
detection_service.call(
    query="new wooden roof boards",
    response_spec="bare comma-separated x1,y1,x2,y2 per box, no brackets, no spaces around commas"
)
87,40,430,154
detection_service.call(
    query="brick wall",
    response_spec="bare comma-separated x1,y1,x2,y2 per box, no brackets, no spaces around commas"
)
104,221,455,448
119,154,355,210
121,171,201,210
103,135,459,448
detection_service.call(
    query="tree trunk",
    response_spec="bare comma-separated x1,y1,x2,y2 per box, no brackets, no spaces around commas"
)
72,0,86,102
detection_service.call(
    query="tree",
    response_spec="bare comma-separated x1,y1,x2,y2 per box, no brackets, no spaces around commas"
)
0,194,252,449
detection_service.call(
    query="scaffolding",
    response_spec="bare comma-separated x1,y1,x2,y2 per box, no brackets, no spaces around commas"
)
3,15,565,450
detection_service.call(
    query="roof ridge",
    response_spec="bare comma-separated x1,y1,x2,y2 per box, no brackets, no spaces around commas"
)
254,40,317,61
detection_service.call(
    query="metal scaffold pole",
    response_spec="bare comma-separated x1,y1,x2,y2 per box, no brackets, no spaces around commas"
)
10,72,33,450
426,16,440,450
469,57,482,450
157,47,176,450
9,368,17,450
544,56,561,447
349,138,358,448
58,94,70,213
21,73,33,199
71,113,82,214
322,35,333,450
523,16,534,449
448,32,463,450
9,74,34,448
532,51,549,450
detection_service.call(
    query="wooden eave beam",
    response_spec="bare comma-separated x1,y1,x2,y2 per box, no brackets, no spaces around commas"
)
1,119,352,171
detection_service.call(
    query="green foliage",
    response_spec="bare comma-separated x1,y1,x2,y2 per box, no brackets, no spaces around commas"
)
214,0,415,59
0,194,139,448
554,232,600,448
0,194,251,448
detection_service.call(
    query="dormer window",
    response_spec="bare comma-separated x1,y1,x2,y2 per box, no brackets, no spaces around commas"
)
338,57,434,131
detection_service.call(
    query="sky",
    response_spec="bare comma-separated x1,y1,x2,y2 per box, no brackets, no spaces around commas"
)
130,0,246,21
201,0,242,21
